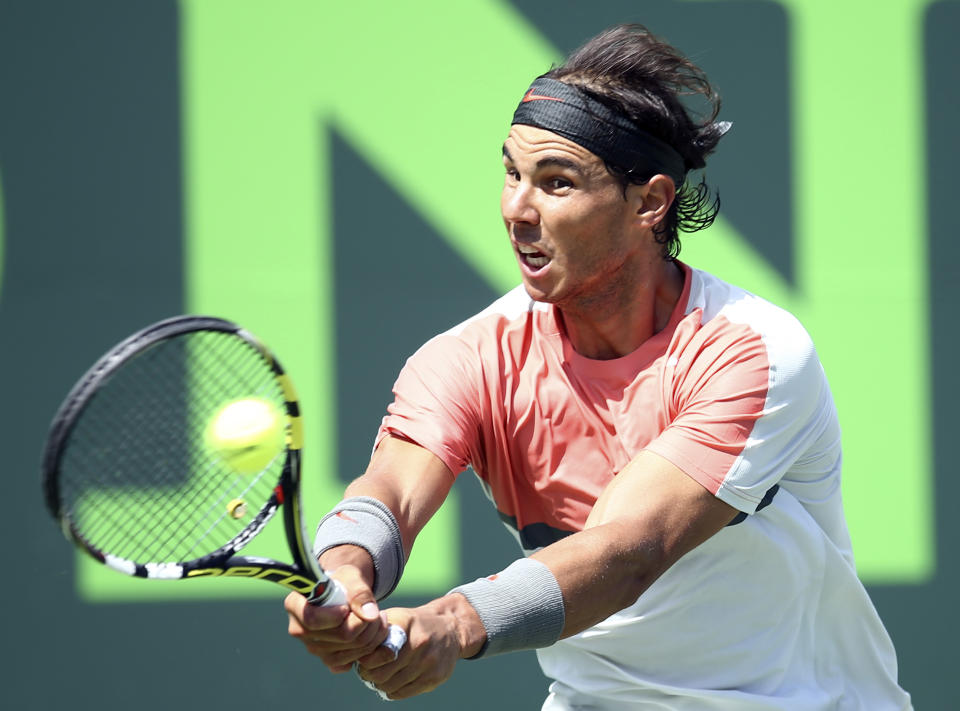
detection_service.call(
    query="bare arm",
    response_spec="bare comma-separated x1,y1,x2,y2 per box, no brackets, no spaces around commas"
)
533,449,738,638
359,449,738,699
284,436,459,672
339,435,457,563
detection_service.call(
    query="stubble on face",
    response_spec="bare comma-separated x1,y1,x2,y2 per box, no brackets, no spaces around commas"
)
501,125,646,315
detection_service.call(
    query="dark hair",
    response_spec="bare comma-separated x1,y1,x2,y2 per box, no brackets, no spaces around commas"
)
546,24,726,259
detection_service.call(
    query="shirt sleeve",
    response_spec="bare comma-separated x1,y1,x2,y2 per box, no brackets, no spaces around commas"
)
646,311,832,514
375,332,483,477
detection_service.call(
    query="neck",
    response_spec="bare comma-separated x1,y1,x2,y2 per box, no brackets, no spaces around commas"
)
559,260,684,360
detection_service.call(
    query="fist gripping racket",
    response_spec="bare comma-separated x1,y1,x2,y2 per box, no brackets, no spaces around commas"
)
41,316,406,667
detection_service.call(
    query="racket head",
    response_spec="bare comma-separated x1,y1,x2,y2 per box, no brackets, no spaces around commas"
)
41,316,322,592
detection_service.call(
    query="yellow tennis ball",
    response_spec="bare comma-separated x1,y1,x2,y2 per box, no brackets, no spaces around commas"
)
205,398,285,474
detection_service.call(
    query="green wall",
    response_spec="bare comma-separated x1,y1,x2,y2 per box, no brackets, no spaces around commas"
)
1,0,955,707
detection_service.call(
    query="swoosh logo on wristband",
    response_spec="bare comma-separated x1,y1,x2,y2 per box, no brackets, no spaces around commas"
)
336,511,358,524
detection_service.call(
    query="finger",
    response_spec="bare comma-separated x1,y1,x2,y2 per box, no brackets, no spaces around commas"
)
286,592,344,641
299,624,385,669
356,641,410,690
355,636,403,670
387,675,445,701
351,613,391,650
321,633,386,668
364,663,417,700
322,565,381,622
306,615,390,663
288,589,352,635
299,600,350,637
304,641,365,670
304,645,360,672
355,611,407,669
283,590,309,624
301,610,381,646
373,656,450,700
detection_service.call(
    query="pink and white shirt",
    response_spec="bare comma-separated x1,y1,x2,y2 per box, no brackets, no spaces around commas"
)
377,264,910,709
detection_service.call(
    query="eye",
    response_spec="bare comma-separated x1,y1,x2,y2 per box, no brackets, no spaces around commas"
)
546,177,573,191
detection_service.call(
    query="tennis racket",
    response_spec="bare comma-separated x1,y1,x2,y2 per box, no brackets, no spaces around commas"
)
41,315,406,663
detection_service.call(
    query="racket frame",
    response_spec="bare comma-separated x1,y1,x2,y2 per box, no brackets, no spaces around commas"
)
41,315,341,603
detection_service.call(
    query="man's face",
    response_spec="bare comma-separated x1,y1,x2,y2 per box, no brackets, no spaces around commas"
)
501,124,648,310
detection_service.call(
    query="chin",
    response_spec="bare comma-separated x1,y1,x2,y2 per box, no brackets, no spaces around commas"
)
521,282,558,305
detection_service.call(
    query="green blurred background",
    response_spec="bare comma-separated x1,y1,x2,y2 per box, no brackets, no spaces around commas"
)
1,0,956,707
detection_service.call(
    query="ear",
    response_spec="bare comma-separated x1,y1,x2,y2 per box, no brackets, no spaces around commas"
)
633,174,676,230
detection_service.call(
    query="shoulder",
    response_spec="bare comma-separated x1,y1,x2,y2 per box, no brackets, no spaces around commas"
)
685,267,820,381
668,267,830,430
386,285,553,448
688,267,808,338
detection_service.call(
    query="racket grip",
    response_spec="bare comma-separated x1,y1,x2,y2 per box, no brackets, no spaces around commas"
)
307,577,348,607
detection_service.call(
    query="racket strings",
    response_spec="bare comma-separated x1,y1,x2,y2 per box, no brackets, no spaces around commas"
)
76,360,201,553
81,335,278,560
59,330,288,565
174,458,271,561
67,343,220,556
161,336,282,557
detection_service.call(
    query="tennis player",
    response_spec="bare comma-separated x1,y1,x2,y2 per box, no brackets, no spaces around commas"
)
285,24,912,709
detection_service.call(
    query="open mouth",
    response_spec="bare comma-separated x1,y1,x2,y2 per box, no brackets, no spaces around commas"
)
517,244,550,270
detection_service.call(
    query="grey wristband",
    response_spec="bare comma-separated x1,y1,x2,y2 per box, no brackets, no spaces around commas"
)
450,558,565,659
314,496,405,601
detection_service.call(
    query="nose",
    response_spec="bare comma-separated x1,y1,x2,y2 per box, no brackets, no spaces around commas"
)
501,181,539,226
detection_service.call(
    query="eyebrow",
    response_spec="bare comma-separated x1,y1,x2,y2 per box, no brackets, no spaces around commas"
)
502,144,585,174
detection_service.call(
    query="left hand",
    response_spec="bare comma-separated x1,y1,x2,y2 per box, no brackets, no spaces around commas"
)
284,564,388,673
355,594,486,700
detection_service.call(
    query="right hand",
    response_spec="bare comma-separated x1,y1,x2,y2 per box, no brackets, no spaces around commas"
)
285,564,390,673
353,593,486,700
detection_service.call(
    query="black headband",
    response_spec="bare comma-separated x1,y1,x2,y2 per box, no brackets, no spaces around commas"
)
511,77,688,187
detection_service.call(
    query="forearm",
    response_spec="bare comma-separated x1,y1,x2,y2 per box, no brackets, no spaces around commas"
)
342,436,455,556
445,523,660,660
531,452,737,638
454,451,738,654
315,436,455,598
531,520,666,638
